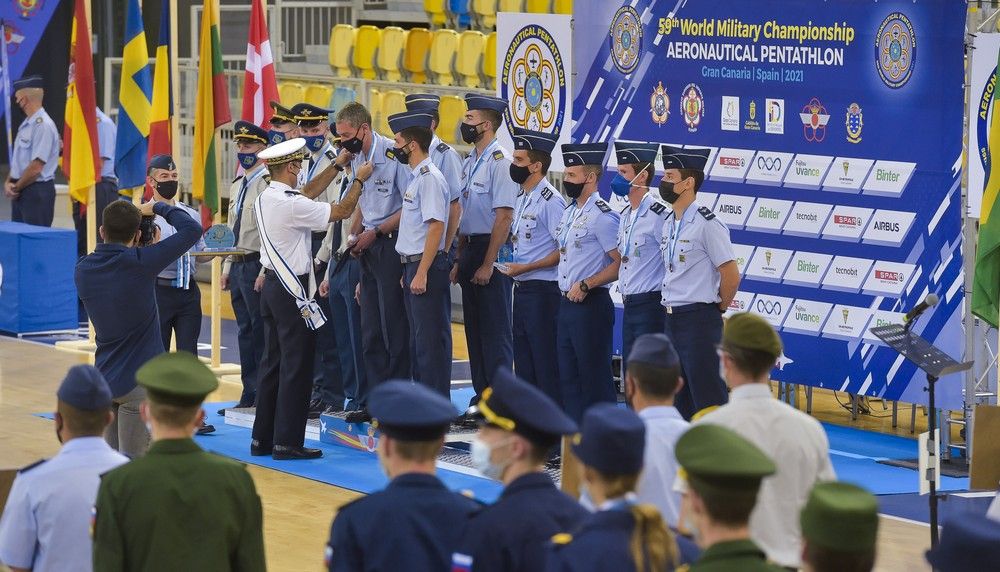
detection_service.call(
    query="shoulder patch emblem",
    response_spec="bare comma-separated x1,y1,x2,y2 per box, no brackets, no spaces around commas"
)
551,533,573,545
19,458,47,474
492,150,504,161
697,206,716,220
541,188,553,200
437,141,450,153
35,117,43,124
419,165,430,175
385,149,395,160
650,202,667,215
596,200,611,213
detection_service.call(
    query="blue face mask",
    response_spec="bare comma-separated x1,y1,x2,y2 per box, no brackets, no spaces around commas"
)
304,134,326,153
267,130,286,145
610,168,648,197
237,152,258,170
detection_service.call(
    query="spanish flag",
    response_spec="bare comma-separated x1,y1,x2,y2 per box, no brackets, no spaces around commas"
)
192,0,231,226
146,0,174,201
62,0,100,205
114,0,152,195
973,48,1000,328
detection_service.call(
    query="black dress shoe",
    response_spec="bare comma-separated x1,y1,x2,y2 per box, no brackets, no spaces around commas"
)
250,439,272,456
344,408,371,424
307,398,327,420
272,445,323,460
196,422,216,435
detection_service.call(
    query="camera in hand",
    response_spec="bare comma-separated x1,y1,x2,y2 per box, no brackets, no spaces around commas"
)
138,216,157,246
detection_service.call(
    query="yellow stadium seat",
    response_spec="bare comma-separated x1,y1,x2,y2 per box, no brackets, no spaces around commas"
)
403,28,432,84
353,25,381,80
304,84,333,107
457,31,486,88
429,29,459,86
279,81,306,106
373,90,407,136
553,0,571,14
424,0,447,27
437,95,467,145
472,0,497,30
329,24,355,78
499,0,523,12
525,0,549,13
377,27,407,82
482,32,497,90
368,88,384,131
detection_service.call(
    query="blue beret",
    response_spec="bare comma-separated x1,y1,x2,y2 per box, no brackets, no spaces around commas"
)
57,365,112,410
573,403,645,475
388,110,434,133
926,514,1000,572
510,126,558,154
13,75,43,91
476,367,577,445
369,380,458,441
661,145,710,171
291,103,332,123
269,101,295,123
614,141,659,165
465,93,507,115
233,120,268,144
561,142,608,167
627,333,680,370
405,93,441,111
148,154,176,171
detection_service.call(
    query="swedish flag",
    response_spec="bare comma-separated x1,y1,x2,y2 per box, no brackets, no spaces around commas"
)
113,0,152,194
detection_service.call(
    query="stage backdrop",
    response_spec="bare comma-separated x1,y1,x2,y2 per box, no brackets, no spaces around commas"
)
573,0,966,409
968,33,1000,219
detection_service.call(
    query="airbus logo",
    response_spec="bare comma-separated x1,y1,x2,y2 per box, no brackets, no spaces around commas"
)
719,204,743,215
872,220,900,232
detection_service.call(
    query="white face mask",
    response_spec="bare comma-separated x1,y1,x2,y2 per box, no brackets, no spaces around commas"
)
470,436,512,480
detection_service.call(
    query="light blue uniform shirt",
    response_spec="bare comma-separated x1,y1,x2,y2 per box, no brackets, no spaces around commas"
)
617,193,669,296
95,107,117,180
429,135,464,202
11,107,59,181
635,406,688,527
155,201,206,287
304,142,338,203
459,139,518,235
660,200,736,306
556,193,620,292
351,132,409,230
0,437,129,572
396,158,450,257
511,178,564,282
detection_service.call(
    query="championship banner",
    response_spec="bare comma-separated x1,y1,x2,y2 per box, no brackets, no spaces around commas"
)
0,1,61,122
574,0,966,408
496,12,572,171
968,33,1000,220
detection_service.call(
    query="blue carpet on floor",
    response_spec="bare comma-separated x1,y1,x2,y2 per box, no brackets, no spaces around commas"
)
877,493,995,524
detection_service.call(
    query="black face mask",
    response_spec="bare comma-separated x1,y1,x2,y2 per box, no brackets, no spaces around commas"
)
563,180,586,199
658,180,682,204
509,164,531,185
155,180,179,200
341,128,365,154
460,121,484,144
393,143,411,165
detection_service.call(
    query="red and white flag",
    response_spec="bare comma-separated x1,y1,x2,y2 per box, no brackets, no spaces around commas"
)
241,0,278,127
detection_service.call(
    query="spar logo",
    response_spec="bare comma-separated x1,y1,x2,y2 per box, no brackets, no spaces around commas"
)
729,298,747,311
874,269,904,283
719,156,744,167
834,214,863,227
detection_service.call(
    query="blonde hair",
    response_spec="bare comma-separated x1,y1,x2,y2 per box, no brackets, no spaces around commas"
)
591,471,679,571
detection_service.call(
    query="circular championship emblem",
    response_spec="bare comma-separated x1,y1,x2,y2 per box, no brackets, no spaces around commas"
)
650,81,669,126
501,24,567,135
609,5,642,74
15,0,44,19
876,12,915,89
680,83,704,132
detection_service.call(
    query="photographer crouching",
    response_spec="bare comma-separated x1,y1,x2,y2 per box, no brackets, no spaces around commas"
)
75,189,203,458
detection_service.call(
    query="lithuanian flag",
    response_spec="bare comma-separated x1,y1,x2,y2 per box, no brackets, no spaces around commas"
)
62,0,100,204
192,0,231,226
973,48,1000,328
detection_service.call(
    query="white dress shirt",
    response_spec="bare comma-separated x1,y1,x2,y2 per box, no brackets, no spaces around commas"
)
258,181,331,275
695,383,836,568
635,405,688,527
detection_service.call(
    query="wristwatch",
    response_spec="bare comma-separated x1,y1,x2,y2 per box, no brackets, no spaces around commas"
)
578,280,590,293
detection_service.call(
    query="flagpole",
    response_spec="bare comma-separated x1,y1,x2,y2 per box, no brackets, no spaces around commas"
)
209,0,224,370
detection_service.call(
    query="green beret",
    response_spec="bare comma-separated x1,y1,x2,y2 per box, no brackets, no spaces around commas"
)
800,482,878,552
722,312,782,357
676,424,776,498
136,352,219,407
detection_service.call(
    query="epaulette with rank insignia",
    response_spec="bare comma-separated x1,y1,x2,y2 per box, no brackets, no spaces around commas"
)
698,206,716,220
492,150,504,161
232,175,243,184
650,202,667,215
437,141,450,153
419,165,430,175
385,149,395,160
541,188,553,200
596,200,611,213
550,533,573,545
19,458,47,474
35,116,43,124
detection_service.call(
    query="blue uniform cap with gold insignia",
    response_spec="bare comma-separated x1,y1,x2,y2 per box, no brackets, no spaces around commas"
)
572,403,645,475
57,365,113,411
136,352,219,407
387,110,435,134
660,145,710,172
405,93,441,111
627,333,680,370
369,380,458,441
232,120,269,144
473,367,577,447
13,75,43,91
561,142,609,167
464,93,507,114
510,126,558,155
614,141,659,165
291,102,332,125
269,101,295,124
148,154,176,171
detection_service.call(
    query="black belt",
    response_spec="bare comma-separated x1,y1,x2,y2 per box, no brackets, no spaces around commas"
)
156,278,189,288
460,234,491,244
263,268,309,283
622,291,661,304
663,302,715,314
232,251,261,263
312,231,327,240
100,177,118,184
400,251,445,264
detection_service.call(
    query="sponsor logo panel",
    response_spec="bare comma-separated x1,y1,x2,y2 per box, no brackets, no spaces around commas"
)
783,299,834,336
861,160,916,198
731,244,756,276
862,310,908,344
821,205,874,243
724,291,756,318
745,151,794,186
709,148,756,182
712,194,756,229
696,192,719,211
748,293,794,328
744,198,794,233
783,202,834,238
821,305,875,341
745,247,794,283
782,251,834,287
765,98,784,134
822,157,875,193
861,209,916,247
783,154,834,189
721,95,739,131
821,255,875,293
861,261,915,297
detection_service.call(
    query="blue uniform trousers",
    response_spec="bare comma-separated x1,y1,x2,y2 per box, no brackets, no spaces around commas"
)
359,233,411,396
556,288,616,422
327,256,366,410
403,252,453,397
458,238,513,406
621,291,667,377
663,303,728,419
254,272,315,447
512,279,562,406
311,233,345,408
155,282,202,354
12,179,55,227
229,257,264,406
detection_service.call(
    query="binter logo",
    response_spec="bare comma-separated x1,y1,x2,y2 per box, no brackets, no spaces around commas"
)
834,215,863,227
